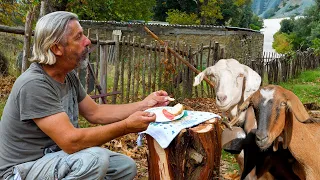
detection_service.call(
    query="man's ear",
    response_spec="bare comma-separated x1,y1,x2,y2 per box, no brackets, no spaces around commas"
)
50,44,63,56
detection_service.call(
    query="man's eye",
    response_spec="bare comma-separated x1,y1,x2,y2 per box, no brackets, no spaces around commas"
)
76,34,82,40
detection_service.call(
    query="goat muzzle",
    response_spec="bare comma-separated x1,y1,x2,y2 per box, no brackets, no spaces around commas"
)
255,132,270,149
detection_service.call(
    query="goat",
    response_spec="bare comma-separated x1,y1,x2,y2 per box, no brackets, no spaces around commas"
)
237,85,320,180
193,59,264,178
193,58,261,132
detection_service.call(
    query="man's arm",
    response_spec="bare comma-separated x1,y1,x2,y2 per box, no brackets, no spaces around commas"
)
33,110,155,154
79,90,170,124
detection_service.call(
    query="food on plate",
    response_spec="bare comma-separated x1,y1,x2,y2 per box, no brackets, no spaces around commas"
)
162,109,175,120
167,97,175,101
162,103,184,120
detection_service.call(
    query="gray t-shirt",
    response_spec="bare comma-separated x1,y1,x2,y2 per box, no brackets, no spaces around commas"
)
0,63,86,178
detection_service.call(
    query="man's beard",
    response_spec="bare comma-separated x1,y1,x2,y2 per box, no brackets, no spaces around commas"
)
78,48,89,69
78,57,89,69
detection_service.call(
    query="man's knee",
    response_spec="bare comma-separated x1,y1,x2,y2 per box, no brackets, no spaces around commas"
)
81,147,110,166
106,153,137,180
69,147,110,176
125,157,137,178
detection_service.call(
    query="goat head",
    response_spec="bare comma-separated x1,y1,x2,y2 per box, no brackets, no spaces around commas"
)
193,59,261,112
238,85,312,150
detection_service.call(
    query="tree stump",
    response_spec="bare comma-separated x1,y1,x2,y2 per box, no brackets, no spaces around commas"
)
146,118,222,180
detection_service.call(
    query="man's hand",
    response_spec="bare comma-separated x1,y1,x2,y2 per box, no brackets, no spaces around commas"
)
141,90,170,110
124,111,156,133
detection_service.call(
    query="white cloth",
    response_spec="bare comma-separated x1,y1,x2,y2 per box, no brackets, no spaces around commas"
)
137,109,220,148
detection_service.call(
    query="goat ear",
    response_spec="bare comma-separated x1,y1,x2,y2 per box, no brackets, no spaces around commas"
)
283,109,294,149
285,89,311,122
193,72,206,86
242,65,261,100
193,67,215,86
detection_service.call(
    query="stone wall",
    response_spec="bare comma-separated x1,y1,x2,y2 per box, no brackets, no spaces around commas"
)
80,20,264,64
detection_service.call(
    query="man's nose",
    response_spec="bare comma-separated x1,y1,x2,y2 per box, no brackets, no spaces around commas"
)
85,36,91,46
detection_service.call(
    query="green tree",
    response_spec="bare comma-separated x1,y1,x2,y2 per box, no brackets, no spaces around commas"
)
67,0,156,21
207,0,263,29
216,0,240,26
198,0,223,25
166,9,200,25
273,32,293,54
274,0,320,53
110,0,156,21
67,0,114,20
153,0,197,21
311,38,320,55
279,18,295,34
249,14,263,30
0,0,24,26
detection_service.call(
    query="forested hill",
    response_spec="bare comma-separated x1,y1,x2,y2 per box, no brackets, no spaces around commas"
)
252,0,315,19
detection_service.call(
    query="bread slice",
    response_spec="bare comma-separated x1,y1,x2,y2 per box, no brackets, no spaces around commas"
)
168,103,184,116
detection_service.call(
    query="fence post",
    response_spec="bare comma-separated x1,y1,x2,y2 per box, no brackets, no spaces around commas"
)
99,44,107,104
112,34,120,104
22,8,36,73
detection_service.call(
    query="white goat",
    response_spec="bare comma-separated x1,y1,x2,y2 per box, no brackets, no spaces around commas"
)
193,59,264,179
193,58,261,129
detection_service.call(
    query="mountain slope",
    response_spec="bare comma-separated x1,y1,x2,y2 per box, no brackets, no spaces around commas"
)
252,0,315,19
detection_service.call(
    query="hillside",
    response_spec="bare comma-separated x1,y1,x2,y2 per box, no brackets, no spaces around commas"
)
252,0,315,19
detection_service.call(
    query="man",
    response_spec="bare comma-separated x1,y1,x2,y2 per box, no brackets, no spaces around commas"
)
0,11,170,179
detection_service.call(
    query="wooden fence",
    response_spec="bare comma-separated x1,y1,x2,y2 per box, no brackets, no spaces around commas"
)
1,27,320,104
250,51,320,85
82,33,225,104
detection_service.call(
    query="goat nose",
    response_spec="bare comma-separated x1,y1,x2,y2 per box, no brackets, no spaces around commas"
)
256,131,268,142
217,94,227,102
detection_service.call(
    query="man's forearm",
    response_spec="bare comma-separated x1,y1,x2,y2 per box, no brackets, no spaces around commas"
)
89,101,145,124
62,120,128,154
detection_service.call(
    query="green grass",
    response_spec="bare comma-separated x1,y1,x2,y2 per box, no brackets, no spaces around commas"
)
279,68,320,104
221,150,240,172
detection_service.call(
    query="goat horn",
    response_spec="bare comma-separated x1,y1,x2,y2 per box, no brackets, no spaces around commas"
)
228,116,239,128
227,96,253,128
221,116,234,130
239,95,253,111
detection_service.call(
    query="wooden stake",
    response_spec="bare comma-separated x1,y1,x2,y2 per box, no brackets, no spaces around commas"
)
144,26,215,88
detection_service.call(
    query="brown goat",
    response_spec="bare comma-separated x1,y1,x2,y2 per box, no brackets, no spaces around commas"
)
237,85,320,179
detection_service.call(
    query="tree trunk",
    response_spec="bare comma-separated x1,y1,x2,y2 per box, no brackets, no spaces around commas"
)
39,0,47,18
147,118,221,180
22,8,36,73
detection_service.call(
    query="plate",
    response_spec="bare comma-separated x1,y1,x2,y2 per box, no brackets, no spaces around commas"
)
145,106,185,122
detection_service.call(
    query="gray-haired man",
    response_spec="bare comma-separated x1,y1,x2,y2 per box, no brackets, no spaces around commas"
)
0,11,170,179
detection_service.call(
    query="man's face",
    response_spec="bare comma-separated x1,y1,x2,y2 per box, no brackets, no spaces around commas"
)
60,20,91,69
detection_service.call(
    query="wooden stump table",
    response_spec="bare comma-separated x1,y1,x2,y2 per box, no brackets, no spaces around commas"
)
146,118,222,180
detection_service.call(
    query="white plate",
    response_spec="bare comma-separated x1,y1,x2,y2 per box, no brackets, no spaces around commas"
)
145,106,185,122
